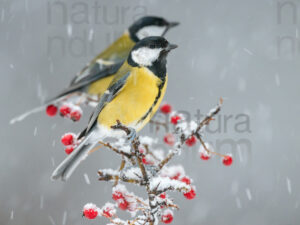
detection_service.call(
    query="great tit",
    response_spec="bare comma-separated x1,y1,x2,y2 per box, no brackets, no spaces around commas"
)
51,36,178,181
10,16,179,124
55,16,179,102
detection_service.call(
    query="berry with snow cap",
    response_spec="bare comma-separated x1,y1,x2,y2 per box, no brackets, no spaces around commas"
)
185,136,197,147
160,104,172,114
46,104,57,117
200,152,211,160
83,203,98,219
181,176,191,185
59,104,71,117
101,203,116,218
112,191,123,201
142,155,154,165
61,133,76,146
118,199,129,210
171,172,181,180
70,110,81,121
199,142,212,160
70,105,82,122
161,209,173,224
163,133,175,146
183,187,196,200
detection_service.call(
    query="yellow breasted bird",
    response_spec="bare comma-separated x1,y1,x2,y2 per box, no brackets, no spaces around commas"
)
57,16,179,101
51,36,177,181
9,16,179,124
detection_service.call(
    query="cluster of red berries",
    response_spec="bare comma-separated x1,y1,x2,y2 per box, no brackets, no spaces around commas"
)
160,103,182,125
101,203,116,218
199,144,233,166
163,131,196,147
83,203,116,220
61,133,78,155
111,186,135,211
161,103,233,166
46,103,82,122
160,104,197,147
169,172,196,200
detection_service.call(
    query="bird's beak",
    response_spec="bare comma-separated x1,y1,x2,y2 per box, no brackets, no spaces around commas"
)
167,21,180,28
166,43,178,51
162,21,180,36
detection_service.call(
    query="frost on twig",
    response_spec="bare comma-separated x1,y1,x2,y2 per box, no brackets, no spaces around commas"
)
78,98,229,224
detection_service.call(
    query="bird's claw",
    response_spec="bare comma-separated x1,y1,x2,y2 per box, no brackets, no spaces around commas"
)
127,127,137,143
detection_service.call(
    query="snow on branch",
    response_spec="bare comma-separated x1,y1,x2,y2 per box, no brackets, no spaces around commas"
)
59,98,231,225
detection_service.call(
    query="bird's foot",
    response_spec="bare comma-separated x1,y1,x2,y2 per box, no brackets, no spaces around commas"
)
127,127,137,143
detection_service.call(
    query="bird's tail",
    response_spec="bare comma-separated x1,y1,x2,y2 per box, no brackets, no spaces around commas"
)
51,132,97,181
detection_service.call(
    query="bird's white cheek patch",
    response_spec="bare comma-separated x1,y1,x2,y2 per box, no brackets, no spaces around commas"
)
131,47,162,66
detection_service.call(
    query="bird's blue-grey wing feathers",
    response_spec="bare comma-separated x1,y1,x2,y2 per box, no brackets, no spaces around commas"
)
79,71,131,138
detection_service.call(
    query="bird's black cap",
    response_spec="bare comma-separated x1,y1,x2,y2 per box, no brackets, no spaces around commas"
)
129,16,179,42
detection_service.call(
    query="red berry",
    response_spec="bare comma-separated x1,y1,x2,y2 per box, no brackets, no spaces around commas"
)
61,133,75,146
185,136,197,147
65,146,74,155
181,176,191,185
118,199,129,210
170,115,181,125
171,172,181,180
83,204,98,219
161,210,173,224
222,155,233,166
112,191,123,201
101,204,115,218
46,104,57,117
184,187,196,200
102,208,113,218
59,105,71,117
102,209,112,218
139,147,145,154
163,133,175,146
142,157,153,165
200,152,211,160
70,110,81,122
160,104,172,114
160,193,166,199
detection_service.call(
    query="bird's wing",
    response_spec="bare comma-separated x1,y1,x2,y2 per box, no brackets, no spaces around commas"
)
46,61,123,103
78,69,131,139
70,59,120,85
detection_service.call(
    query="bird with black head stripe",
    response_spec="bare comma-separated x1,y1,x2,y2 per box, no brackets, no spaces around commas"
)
51,36,177,181
10,16,179,124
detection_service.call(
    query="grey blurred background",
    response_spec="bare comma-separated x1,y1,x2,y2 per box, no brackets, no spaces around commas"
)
1,0,300,224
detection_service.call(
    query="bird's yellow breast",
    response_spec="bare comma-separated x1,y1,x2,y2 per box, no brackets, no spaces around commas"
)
98,67,167,131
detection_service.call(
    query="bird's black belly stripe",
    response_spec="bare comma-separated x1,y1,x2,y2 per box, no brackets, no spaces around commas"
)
138,78,165,124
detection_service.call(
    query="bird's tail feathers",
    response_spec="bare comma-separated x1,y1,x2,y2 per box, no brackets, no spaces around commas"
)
51,131,97,181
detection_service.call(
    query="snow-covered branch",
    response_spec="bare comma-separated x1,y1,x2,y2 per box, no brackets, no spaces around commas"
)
58,98,230,224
